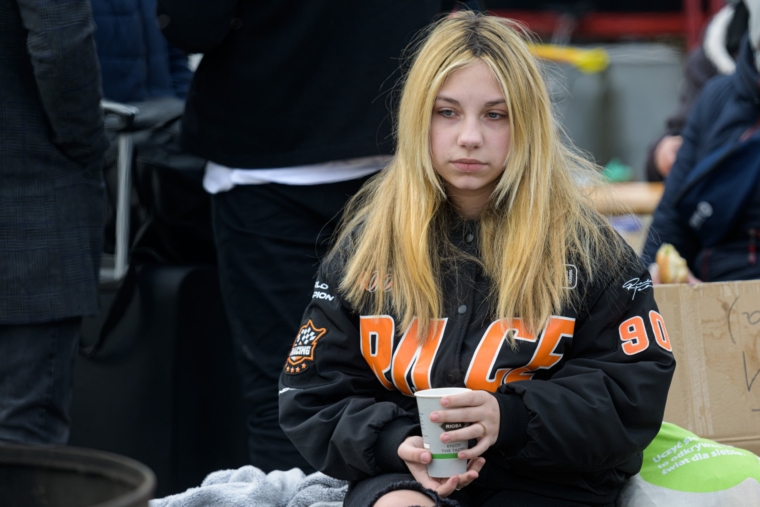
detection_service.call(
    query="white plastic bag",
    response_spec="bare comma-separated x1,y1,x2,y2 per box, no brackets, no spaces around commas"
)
618,423,760,506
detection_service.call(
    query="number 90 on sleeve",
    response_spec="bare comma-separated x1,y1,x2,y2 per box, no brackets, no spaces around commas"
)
619,311,671,356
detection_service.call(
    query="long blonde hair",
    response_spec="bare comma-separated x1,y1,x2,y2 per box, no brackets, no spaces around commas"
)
330,11,625,343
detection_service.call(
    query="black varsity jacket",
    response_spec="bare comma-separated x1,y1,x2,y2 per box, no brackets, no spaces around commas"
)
279,224,675,504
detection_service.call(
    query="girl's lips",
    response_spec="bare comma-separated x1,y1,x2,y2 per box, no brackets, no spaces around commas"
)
452,160,486,172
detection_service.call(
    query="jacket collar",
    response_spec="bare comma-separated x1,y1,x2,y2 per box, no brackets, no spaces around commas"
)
734,35,760,105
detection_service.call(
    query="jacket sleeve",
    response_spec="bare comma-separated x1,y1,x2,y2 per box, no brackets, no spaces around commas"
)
16,0,108,169
157,0,239,54
494,256,676,471
279,260,420,481
641,82,711,268
167,44,192,99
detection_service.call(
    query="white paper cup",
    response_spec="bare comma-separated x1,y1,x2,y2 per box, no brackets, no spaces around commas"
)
414,387,471,478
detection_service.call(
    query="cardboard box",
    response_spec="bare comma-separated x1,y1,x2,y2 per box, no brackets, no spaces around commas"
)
655,280,760,456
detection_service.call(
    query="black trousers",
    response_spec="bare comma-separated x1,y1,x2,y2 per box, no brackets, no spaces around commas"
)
0,318,81,444
210,176,371,472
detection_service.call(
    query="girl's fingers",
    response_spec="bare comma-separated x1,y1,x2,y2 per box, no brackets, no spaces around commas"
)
457,440,490,461
440,391,490,408
399,447,431,464
406,461,445,491
431,408,477,424
413,459,486,496
451,460,486,492
441,421,487,443
398,436,431,464
415,474,444,491
434,392,500,446
467,457,486,473
434,475,460,498
454,469,480,490
440,391,477,408
432,407,491,433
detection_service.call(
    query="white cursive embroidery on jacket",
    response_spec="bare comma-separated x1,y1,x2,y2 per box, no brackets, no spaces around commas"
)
622,278,653,300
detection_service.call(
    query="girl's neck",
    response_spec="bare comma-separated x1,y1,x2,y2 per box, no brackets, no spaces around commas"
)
446,187,492,220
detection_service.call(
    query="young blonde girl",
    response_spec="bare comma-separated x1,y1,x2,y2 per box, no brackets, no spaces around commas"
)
280,11,674,507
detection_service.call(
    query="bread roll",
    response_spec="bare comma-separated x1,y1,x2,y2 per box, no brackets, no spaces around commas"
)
656,243,688,284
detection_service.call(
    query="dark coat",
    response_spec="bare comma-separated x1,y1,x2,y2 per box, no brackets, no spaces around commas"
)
0,0,109,324
644,2,748,182
91,0,192,103
156,0,448,169
642,37,760,282
280,225,674,502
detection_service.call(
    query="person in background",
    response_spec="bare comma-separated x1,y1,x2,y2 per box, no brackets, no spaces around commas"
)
0,0,108,444
91,0,191,103
642,0,760,282
89,0,193,258
156,0,470,472
646,0,748,181
279,12,674,507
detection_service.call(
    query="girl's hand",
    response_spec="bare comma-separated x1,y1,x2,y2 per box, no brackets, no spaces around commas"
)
432,390,500,460
397,436,484,497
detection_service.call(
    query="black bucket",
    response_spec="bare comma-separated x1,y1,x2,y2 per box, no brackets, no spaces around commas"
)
0,443,155,507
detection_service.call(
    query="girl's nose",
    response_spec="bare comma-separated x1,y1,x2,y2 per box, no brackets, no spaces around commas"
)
458,117,484,149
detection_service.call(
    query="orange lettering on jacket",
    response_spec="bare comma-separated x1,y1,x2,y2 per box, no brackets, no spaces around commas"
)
649,311,672,352
464,319,537,391
359,316,395,390
391,318,447,396
619,316,649,355
503,317,576,383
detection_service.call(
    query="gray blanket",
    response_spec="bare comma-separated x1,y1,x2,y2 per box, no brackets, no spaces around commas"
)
150,466,347,507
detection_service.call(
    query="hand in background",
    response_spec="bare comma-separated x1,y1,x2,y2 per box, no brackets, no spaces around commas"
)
654,135,683,177
649,262,701,285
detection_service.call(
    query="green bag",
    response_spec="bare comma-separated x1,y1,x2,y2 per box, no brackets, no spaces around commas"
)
618,423,760,506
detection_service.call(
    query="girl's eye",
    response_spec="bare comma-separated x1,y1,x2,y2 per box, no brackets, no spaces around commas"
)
438,109,456,118
486,112,505,120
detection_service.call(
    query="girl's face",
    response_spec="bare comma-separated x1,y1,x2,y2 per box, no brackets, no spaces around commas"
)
430,60,511,217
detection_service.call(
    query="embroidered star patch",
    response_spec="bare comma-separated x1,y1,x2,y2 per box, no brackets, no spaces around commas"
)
284,320,327,375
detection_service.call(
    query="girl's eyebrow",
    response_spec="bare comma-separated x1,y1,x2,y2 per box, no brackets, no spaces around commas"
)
435,95,460,105
435,95,506,107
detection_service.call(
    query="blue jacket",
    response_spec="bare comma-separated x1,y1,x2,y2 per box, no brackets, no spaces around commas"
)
642,37,760,282
91,0,191,103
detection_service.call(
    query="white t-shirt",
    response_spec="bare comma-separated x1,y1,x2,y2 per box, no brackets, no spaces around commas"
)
203,155,391,194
